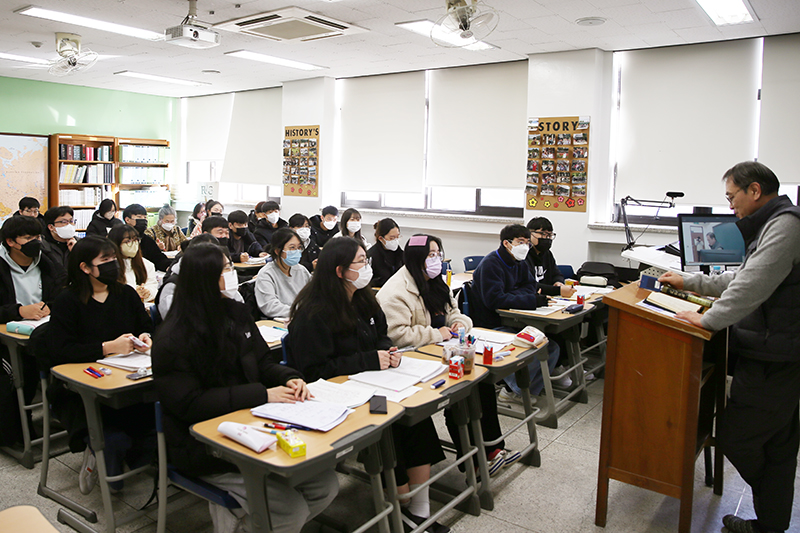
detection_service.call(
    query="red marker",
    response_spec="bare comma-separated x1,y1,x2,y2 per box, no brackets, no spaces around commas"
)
84,368,102,379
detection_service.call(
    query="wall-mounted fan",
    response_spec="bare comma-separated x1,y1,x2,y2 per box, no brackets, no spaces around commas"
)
431,0,499,48
48,33,98,76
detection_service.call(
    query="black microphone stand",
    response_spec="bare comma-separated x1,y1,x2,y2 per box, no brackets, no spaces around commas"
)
620,195,679,251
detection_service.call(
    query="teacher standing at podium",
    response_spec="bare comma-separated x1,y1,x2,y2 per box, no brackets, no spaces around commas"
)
659,161,800,533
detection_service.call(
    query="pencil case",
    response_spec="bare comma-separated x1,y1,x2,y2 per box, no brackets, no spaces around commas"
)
6,321,35,335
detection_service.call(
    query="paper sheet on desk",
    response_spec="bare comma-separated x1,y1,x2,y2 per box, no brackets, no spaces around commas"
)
437,329,514,353
437,338,507,355
246,257,267,265
258,325,286,344
307,379,375,408
509,304,567,316
636,300,693,324
99,352,152,371
251,401,352,432
349,357,446,392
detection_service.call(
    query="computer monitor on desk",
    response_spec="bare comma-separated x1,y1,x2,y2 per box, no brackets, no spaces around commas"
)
677,213,745,271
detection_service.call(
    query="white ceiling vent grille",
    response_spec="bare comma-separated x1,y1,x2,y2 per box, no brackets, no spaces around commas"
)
214,7,367,42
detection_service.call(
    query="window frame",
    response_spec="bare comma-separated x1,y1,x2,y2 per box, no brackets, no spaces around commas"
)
341,188,523,218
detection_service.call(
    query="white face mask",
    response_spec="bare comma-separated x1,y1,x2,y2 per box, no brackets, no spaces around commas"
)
161,222,175,232
296,227,311,241
267,212,280,224
348,264,373,290
383,238,400,252
510,243,530,262
221,269,239,299
347,220,361,234
55,224,76,240
323,219,337,230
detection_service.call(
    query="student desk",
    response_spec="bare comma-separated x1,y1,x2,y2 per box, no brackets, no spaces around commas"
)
0,505,60,532
255,319,286,350
595,283,726,533
496,298,600,428
0,325,39,468
234,260,267,273
332,352,488,532
415,334,546,510
50,362,157,533
191,402,405,533
447,272,473,293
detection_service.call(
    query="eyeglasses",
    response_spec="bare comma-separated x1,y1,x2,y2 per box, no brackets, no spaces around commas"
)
352,257,372,266
725,187,746,205
222,263,234,273
54,219,76,227
121,238,141,245
533,231,556,240
427,251,444,260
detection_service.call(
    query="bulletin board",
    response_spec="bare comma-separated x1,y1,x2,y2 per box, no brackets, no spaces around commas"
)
282,125,319,197
525,117,589,212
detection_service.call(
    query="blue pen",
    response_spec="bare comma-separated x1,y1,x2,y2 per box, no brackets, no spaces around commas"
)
430,379,446,389
274,326,288,332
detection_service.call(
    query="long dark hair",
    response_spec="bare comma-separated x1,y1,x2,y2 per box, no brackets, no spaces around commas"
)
373,218,399,243
67,236,121,304
108,224,147,285
290,237,380,333
98,198,117,216
340,208,363,240
191,202,205,219
156,243,232,384
269,227,300,262
404,234,451,316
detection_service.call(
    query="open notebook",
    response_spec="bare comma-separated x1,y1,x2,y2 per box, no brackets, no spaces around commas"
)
348,357,446,392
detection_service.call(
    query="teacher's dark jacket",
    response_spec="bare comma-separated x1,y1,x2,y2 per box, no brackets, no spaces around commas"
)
153,298,302,475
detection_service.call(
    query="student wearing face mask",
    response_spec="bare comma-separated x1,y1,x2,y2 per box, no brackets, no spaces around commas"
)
309,205,339,248
153,243,334,533
42,206,78,270
470,224,560,405
48,236,154,494
206,200,225,218
122,204,172,273
86,199,124,237
524,217,575,298
254,228,311,319
188,202,206,238
109,225,158,302
286,238,449,533
253,201,288,251
0,216,66,446
288,213,320,273
145,205,187,252
367,218,403,288
333,208,369,249
227,210,266,264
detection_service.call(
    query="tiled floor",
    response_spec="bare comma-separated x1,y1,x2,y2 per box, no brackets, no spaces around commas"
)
2,379,798,533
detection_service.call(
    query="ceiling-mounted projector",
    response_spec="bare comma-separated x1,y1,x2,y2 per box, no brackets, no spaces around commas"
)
165,23,220,48
165,0,220,49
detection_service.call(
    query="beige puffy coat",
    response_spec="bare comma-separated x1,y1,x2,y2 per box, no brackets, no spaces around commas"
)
377,266,472,348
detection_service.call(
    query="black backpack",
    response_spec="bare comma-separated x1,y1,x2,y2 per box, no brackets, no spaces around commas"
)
575,261,621,288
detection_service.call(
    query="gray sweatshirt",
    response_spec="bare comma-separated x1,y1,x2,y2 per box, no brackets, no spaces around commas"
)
254,261,311,319
682,213,800,331
0,245,43,306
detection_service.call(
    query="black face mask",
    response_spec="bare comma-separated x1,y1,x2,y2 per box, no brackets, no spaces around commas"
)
19,239,41,258
95,260,119,286
218,237,229,248
234,227,247,237
134,219,148,235
210,212,223,217
535,238,552,254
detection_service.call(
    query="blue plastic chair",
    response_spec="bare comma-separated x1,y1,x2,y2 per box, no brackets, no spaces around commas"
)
557,264,575,280
155,402,240,533
463,255,484,271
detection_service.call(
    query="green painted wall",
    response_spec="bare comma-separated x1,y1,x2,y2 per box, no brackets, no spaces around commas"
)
0,76,177,140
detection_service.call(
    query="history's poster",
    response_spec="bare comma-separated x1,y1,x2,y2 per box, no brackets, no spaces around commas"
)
283,125,319,197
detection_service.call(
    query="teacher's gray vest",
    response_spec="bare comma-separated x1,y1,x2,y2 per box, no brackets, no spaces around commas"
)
731,195,800,362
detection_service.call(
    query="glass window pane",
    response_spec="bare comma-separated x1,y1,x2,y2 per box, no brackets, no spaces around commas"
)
217,182,238,204
240,184,267,201
384,192,425,209
267,185,282,199
481,188,523,208
430,187,476,211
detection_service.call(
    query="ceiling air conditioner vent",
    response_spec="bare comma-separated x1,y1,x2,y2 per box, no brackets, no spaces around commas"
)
215,6,367,42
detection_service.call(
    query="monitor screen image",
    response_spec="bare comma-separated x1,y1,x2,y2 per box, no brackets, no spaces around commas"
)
677,213,746,269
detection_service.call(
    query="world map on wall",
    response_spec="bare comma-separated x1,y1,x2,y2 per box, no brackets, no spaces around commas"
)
0,134,48,222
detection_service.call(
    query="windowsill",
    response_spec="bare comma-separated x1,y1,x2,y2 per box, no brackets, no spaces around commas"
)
588,222,677,235
357,208,523,225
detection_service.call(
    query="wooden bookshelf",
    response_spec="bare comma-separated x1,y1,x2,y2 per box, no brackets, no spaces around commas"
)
48,134,171,224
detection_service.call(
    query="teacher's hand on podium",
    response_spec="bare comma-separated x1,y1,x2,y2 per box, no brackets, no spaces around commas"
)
675,310,703,328
657,271,684,290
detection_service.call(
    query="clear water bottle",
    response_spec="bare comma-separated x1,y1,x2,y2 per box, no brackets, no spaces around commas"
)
711,265,723,276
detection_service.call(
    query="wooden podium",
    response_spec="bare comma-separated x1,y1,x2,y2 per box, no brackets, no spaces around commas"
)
595,283,726,533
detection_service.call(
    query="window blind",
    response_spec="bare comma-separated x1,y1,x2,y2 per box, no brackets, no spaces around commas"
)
426,61,528,189
220,88,283,185
338,71,425,193
758,34,800,183
183,93,234,162
615,39,761,207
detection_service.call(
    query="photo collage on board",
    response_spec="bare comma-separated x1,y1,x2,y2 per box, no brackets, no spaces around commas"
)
526,118,589,203
283,137,318,189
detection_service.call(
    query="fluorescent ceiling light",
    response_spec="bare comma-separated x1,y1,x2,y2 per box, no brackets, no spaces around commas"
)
695,0,754,25
396,20,496,51
16,6,163,41
0,52,49,65
225,50,326,71
114,71,209,87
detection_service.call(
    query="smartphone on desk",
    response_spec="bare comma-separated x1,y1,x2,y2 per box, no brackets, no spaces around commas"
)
369,395,387,415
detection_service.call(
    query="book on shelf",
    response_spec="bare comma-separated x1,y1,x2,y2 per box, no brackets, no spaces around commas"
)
59,144,112,162
644,291,705,315
59,186,112,207
119,166,167,185
119,144,170,165
58,163,109,184
660,285,713,308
